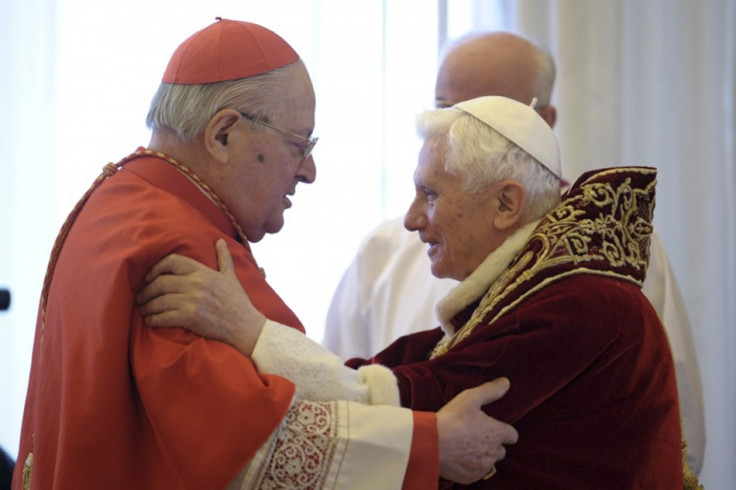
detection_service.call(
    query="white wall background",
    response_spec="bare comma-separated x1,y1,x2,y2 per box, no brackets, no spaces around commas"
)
1,0,733,487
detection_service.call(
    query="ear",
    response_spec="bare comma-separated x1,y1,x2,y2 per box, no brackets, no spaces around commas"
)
203,109,242,164
538,104,557,129
493,180,526,230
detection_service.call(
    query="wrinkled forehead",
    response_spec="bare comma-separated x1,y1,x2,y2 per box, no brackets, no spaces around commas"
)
270,62,316,123
414,137,450,181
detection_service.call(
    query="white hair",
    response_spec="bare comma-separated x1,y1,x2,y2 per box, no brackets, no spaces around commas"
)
146,60,305,142
416,107,561,222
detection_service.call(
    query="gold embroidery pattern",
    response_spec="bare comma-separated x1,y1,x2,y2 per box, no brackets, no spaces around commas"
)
682,438,705,490
252,401,339,489
22,452,32,490
431,167,657,358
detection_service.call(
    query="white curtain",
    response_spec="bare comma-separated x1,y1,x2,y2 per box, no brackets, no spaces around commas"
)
476,0,735,487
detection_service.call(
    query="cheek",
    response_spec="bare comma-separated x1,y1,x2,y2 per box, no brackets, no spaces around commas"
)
266,171,295,200
432,205,465,238
437,209,481,257
251,155,294,194
442,230,470,264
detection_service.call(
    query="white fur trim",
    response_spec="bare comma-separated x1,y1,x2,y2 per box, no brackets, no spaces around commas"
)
357,365,401,405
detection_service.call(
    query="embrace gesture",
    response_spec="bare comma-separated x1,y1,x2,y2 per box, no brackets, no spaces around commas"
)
138,240,519,484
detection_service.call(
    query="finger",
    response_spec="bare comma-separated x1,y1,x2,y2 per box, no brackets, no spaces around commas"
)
215,239,237,279
139,292,199,326
144,253,203,283
142,309,191,329
137,289,184,316
501,424,519,445
137,273,196,305
137,275,171,305
144,254,181,283
466,377,510,407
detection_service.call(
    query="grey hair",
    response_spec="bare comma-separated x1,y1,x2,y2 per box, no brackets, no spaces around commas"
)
531,44,556,107
416,108,561,222
146,60,304,142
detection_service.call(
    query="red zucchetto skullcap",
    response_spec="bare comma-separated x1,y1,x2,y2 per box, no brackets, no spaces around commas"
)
162,18,299,85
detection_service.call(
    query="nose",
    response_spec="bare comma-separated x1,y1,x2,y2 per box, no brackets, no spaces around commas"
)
297,154,317,184
404,196,425,232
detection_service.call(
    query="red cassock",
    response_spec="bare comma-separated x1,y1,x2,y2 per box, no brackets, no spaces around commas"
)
350,167,684,489
14,151,303,489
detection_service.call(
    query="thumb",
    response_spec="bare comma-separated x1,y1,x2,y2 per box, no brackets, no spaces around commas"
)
215,239,237,279
472,377,511,407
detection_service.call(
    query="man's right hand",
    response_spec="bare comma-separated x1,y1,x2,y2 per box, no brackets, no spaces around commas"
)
436,377,517,484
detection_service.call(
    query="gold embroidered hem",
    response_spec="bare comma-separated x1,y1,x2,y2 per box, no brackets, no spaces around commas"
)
682,438,704,490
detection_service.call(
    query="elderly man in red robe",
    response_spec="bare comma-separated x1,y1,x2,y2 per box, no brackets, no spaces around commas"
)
13,19,519,490
137,94,692,488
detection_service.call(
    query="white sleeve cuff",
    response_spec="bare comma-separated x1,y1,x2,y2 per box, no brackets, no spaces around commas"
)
232,400,414,489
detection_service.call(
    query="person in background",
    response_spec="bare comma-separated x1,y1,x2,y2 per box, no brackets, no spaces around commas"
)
322,31,705,475
12,19,517,489
0,447,13,490
136,95,687,488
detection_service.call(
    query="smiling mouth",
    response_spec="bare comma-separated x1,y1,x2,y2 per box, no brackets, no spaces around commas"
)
424,239,440,256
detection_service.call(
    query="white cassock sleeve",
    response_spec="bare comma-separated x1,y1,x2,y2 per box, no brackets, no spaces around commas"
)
227,399,415,489
251,320,401,406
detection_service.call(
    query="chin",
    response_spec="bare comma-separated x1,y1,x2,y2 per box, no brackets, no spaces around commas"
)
430,263,449,279
264,219,285,235
432,263,464,281
246,230,267,243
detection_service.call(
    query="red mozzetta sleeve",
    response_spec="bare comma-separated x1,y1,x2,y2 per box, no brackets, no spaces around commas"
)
402,410,439,489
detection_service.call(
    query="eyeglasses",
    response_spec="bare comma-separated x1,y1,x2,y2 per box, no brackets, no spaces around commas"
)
239,112,318,161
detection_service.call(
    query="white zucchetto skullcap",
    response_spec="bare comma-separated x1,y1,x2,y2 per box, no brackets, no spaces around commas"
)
454,95,561,179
